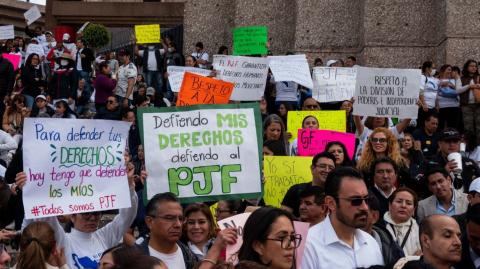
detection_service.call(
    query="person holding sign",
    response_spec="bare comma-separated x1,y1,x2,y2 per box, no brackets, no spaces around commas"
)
325,141,354,167
16,165,142,269
238,207,301,269
290,115,319,156
281,152,336,217
134,39,166,96
191,42,209,69
263,114,290,155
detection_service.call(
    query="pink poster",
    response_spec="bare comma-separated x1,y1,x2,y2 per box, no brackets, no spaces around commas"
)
2,53,21,71
294,221,309,269
297,129,356,159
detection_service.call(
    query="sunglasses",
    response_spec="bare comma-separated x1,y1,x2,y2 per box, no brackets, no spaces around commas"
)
337,195,373,206
370,137,387,143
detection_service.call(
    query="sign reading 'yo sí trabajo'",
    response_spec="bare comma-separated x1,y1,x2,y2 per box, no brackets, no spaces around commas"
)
138,103,263,203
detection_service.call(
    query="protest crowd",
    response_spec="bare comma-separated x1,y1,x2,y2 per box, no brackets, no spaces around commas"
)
1,19,480,269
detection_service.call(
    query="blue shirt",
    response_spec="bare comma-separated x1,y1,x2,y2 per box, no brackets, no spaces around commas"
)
435,189,456,216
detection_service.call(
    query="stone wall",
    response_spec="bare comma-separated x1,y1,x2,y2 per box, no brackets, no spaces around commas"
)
183,0,480,68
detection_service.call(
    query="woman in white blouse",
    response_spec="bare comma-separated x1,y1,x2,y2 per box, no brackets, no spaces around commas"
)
383,187,421,256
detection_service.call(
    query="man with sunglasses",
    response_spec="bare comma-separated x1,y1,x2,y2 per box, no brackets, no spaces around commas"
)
95,95,123,121
17,166,141,269
302,167,384,268
425,128,480,193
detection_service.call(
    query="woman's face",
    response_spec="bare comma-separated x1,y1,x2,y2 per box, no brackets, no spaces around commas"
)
389,191,415,223
109,52,115,59
138,145,144,160
328,144,345,166
16,79,23,88
370,132,388,154
15,98,25,109
215,201,233,222
302,117,319,130
137,75,144,82
56,104,66,114
185,57,195,67
402,135,413,150
340,101,352,113
265,122,282,141
442,67,452,77
98,252,114,269
468,62,478,74
372,117,386,128
31,55,39,66
255,216,295,269
186,211,211,246
278,104,287,117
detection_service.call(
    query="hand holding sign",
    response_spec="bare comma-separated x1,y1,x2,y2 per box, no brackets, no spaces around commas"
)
218,212,251,264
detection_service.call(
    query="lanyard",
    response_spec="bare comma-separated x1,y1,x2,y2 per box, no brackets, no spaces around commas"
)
389,219,413,249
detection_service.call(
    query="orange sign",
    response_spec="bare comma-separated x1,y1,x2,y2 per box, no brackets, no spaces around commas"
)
177,72,234,106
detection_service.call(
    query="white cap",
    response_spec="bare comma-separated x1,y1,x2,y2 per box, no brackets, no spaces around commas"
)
326,59,338,67
62,33,70,41
469,177,480,193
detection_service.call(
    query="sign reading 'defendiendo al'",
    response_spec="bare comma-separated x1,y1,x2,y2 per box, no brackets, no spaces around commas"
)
138,103,263,203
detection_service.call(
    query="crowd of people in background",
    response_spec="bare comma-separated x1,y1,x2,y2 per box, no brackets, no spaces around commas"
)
1,22,480,269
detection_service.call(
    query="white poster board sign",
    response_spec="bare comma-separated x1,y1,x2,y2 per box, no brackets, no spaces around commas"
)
167,66,212,93
218,212,251,264
213,55,269,101
0,25,14,40
24,5,42,26
22,118,132,219
312,67,357,102
138,104,263,203
353,66,421,119
268,54,313,89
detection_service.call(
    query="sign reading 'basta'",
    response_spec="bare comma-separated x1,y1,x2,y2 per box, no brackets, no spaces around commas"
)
138,104,263,203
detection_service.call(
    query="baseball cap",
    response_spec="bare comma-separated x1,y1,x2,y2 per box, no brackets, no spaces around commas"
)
146,87,155,96
35,95,47,101
438,128,461,141
326,59,338,67
469,177,480,193
62,33,70,41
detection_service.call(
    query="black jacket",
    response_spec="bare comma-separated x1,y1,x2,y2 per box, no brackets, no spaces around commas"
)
0,57,14,97
455,233,476,269
21,65,46,97
75,47,94,73
372,223,405,268
141,47,164,72
136,237,198,269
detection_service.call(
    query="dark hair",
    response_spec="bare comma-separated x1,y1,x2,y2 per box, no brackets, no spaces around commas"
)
347,56,356,62
466,203,480,225
145,192,179,217
324,167,364,198
424,166,449,183
462,59,479,77
135,94,149,106
367,192,381,212
421,61,433,73
237,207,296,268
439,64,452,76
25,53,40,68
325,141,353,167
388,187,419,209
364,117,388,129
371,157,398,175
314,58,323,65
117,255,165,269
55,100,76,118
263,140,287,156
311,151,336,168
100,244,145,268
98,61,109,72
301,115,319,128
452,66,461,74
263,114,286,142
419,215,436,240
299,185,325,205
424,112,439,123
195,42,204,49
218,45,228,54
219,200,242,214
183,203,217,240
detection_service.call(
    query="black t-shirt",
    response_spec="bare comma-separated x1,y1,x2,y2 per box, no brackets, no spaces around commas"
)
281,182,311,218
412,128,439,159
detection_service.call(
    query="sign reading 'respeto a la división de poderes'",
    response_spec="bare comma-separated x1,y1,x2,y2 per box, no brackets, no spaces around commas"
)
138,103,263,203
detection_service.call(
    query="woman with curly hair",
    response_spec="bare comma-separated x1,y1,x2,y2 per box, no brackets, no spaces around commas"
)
356,127,410,186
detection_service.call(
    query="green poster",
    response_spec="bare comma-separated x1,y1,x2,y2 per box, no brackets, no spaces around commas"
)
137,103,263,204
233,26,268,56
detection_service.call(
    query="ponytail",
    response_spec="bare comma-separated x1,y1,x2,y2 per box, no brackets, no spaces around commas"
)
16,238,48,269
16,222,56,269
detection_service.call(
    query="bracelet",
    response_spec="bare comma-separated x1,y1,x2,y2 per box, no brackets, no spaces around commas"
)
202,258,217,265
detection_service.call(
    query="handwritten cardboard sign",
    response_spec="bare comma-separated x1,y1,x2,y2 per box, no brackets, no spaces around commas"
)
177,72,234,106
312,67,357,102
268,54,313,89
263,156,313,208
353,66,421,119
233,26,268,56
2,54,21,71
213,55,269,101
138,103,263,203
287,110,346,143
297,129,356,159
0,25,14,40
24,5,42,26
134,24,160,44
167,66,212,93
22,118,132,219
218,212,252,264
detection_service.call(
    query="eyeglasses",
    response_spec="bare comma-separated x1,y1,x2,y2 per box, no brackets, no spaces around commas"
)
370,137,387,143
336,195,373,206
266,234,302,249
314,163,335,171
149,214,185,223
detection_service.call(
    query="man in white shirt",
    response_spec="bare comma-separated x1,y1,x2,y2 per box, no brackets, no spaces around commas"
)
115,49,137,108
191,42,209,69
134,43,165,95
137,192,198,269
302,167,384,269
